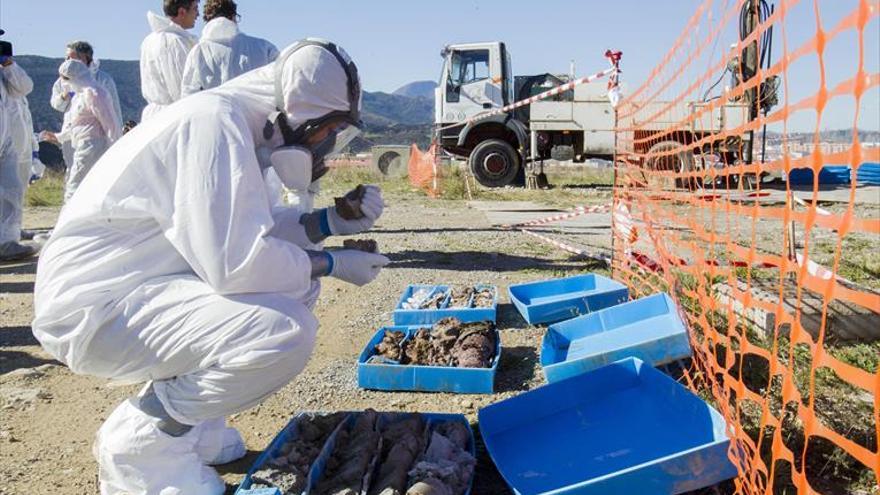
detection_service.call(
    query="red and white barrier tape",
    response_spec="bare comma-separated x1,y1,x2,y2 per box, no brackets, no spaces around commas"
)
792,195,832,216
506,203,613,229
520,228,611,265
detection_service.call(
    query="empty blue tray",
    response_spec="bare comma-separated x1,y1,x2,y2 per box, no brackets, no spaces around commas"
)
236,411,476,495
541,293,692,383
358,325,500,394
393,284,498,325
508,274,629,325
479,358,737,495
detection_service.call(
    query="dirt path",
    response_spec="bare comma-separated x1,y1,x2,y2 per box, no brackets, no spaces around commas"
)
0,198,603,494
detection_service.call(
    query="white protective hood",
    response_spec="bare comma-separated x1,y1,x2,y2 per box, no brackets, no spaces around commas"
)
59,58,97,91
140,11,198,120
215,41,355,132
56,59,121,144
201,17,239,45
180,17,279,97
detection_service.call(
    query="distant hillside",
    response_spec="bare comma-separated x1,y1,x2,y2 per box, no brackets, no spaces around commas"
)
393,80,437,100
15,55,433,148
362,91,433,126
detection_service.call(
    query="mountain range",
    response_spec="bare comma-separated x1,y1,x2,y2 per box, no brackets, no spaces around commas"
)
392,80,437,99
15,55,435,151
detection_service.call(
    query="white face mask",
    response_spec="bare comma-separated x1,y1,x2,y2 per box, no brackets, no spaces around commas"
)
270,146,323,213
269,146,313,192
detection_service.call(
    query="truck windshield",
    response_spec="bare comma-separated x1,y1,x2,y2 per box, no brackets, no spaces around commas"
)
449,50,490,87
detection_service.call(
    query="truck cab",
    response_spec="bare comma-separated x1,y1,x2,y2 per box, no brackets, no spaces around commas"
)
436,42,616,187
436,42,530,187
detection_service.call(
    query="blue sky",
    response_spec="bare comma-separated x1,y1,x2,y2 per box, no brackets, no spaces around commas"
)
2,0,877,130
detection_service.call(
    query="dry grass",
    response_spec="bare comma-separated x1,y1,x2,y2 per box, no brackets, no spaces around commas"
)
25,171,65,207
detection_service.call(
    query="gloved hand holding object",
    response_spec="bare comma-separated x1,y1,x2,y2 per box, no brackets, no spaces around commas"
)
326,249,389,286
334,184,366,220
326,184,383,235
298,184,384,244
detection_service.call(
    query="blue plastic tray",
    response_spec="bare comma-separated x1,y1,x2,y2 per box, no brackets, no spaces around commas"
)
393,284,498,325
541,293,692,383
479,358,737,495
358,325,500,394
236,412,477,495
788,165,852,185
508,274,629,325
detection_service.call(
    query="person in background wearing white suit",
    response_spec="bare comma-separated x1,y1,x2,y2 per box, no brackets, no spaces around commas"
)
139,0,199,121
0,36,36,262
50,40,122,183
181,0,279,97
42,60,122,203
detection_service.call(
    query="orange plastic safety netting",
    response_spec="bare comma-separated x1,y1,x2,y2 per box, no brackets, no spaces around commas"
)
408,144,441,197
611,1,879,494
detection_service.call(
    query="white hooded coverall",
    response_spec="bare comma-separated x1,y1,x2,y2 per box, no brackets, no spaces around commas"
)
0,61,34,245
33,44,357,494
139,10,197,122
51,59,123,169
55,60,122,203
9,88,36,186
181,17,279,97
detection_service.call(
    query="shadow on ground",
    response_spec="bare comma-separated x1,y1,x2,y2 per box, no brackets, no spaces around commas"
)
385,250,603,273
495,346,540,394
372,227,508,235
1,326,39,347
0,259,38,276
0,281,35,293
495,303,526,330
0,351,60,375
471,422,514,495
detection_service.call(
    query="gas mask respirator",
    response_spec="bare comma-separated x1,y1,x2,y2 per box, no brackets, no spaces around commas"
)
263,39,364,210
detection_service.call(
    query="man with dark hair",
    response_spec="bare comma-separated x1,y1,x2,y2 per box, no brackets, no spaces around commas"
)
181,0,278,96
140,0,199,121
50,41,123,170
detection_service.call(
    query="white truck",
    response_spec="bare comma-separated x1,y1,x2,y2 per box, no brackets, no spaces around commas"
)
434,42,754,188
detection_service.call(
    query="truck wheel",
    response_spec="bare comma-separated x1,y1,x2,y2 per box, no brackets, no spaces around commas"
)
645,140,699,190
469,139,521,188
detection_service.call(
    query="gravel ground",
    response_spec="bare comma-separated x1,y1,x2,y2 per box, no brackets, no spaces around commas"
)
0,195,608,494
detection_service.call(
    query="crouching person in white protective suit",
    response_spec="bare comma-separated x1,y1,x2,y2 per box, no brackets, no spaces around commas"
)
32,39,388,494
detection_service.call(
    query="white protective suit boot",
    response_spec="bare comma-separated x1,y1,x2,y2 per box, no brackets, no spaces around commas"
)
94,399,225,495
194,417,247,466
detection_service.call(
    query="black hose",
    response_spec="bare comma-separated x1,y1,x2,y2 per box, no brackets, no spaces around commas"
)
740,0,773,72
